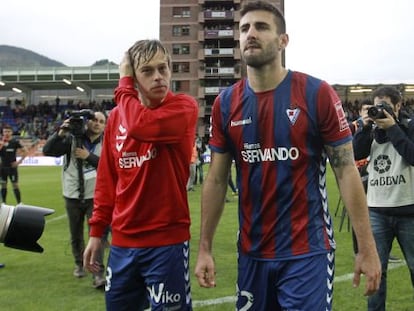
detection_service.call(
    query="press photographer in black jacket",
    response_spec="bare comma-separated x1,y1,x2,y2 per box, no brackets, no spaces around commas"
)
353,86,414,311
43,110,108,289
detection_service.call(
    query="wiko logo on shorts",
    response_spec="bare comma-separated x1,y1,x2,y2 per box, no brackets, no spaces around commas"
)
147,283,181,305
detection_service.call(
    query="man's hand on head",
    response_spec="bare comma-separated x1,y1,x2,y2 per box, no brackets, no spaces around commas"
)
119,51,134,79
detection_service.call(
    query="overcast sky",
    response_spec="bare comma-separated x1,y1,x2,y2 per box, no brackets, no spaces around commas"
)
1,0,413,85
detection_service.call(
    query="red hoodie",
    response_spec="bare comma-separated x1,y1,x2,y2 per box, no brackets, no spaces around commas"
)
89,77,198,247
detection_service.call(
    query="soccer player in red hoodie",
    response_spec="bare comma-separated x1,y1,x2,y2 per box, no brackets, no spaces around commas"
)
84,40,198,310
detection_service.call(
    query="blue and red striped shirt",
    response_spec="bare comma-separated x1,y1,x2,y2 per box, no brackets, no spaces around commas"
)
209,70,352,259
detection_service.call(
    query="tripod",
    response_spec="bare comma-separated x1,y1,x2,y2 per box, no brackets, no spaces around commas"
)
334,196,350,232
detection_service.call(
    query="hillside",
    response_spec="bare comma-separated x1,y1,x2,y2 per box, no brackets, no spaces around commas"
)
0,45,118,68
0,45,66,67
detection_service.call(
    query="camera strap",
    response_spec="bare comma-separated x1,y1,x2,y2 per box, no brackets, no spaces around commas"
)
74,136,85,202
84,139,97,153
77,158,85,202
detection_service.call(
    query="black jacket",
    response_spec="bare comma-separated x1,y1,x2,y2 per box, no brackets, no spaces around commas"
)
43,132,100,169
353,117,414,166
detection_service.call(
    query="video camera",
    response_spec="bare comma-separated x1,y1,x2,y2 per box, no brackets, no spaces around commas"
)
67,109,95,137
367,101,395,119
0,203,54,253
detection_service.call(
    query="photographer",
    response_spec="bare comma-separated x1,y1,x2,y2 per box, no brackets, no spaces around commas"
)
42,110,108,289
353,86,414,311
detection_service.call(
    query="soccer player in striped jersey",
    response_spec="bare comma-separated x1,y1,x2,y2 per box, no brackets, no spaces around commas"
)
195,1,381,310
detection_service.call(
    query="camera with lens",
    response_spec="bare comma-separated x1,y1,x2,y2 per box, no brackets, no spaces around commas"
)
68,109,95,137
367,101,394,119
0,203,54,253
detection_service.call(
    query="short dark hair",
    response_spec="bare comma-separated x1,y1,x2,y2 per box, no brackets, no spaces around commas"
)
93,110,107,121
240,1,286,34
359,98,372,111
372,86,402,105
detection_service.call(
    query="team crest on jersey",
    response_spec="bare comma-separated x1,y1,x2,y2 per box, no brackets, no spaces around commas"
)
286,108,300,125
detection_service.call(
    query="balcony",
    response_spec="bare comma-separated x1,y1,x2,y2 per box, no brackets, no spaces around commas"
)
205,10,234,20
205,47,233,56
204,28,234,39
199,64,241,79
205,86,227,95
197,85,229,98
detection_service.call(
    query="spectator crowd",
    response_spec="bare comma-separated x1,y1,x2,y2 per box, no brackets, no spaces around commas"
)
0,97,115,140
1,95,414,142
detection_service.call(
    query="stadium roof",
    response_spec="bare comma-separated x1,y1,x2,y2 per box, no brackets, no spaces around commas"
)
0,65,119,94
1,66,414,101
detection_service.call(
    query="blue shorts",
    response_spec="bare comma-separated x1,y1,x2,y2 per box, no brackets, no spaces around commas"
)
105,241,192,311
236,252,335,311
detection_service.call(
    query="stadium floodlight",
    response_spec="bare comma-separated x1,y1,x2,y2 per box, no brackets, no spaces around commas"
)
76,86,85,92
62,78,72,85
0,81,5,86
349,87,372,93
12,87,22,93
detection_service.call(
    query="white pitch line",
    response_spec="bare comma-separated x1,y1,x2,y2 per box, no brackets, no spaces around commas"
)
193,296,236,307
45,214,67,223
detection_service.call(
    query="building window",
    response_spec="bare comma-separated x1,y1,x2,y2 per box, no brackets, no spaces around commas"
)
173,7,191,18
172,44,190,55
172,80,190,92
172,25,190,37
172,62,190,73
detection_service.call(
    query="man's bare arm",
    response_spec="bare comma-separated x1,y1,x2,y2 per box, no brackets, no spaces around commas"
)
195,151,232,287
325,141,381,296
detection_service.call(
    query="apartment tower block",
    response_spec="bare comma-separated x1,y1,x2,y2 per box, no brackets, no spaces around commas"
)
160,0,283,137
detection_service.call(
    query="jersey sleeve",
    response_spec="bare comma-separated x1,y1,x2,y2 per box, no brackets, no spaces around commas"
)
208,95,230,153
317,82,352,146
89,112,117,237
16,140,24,149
